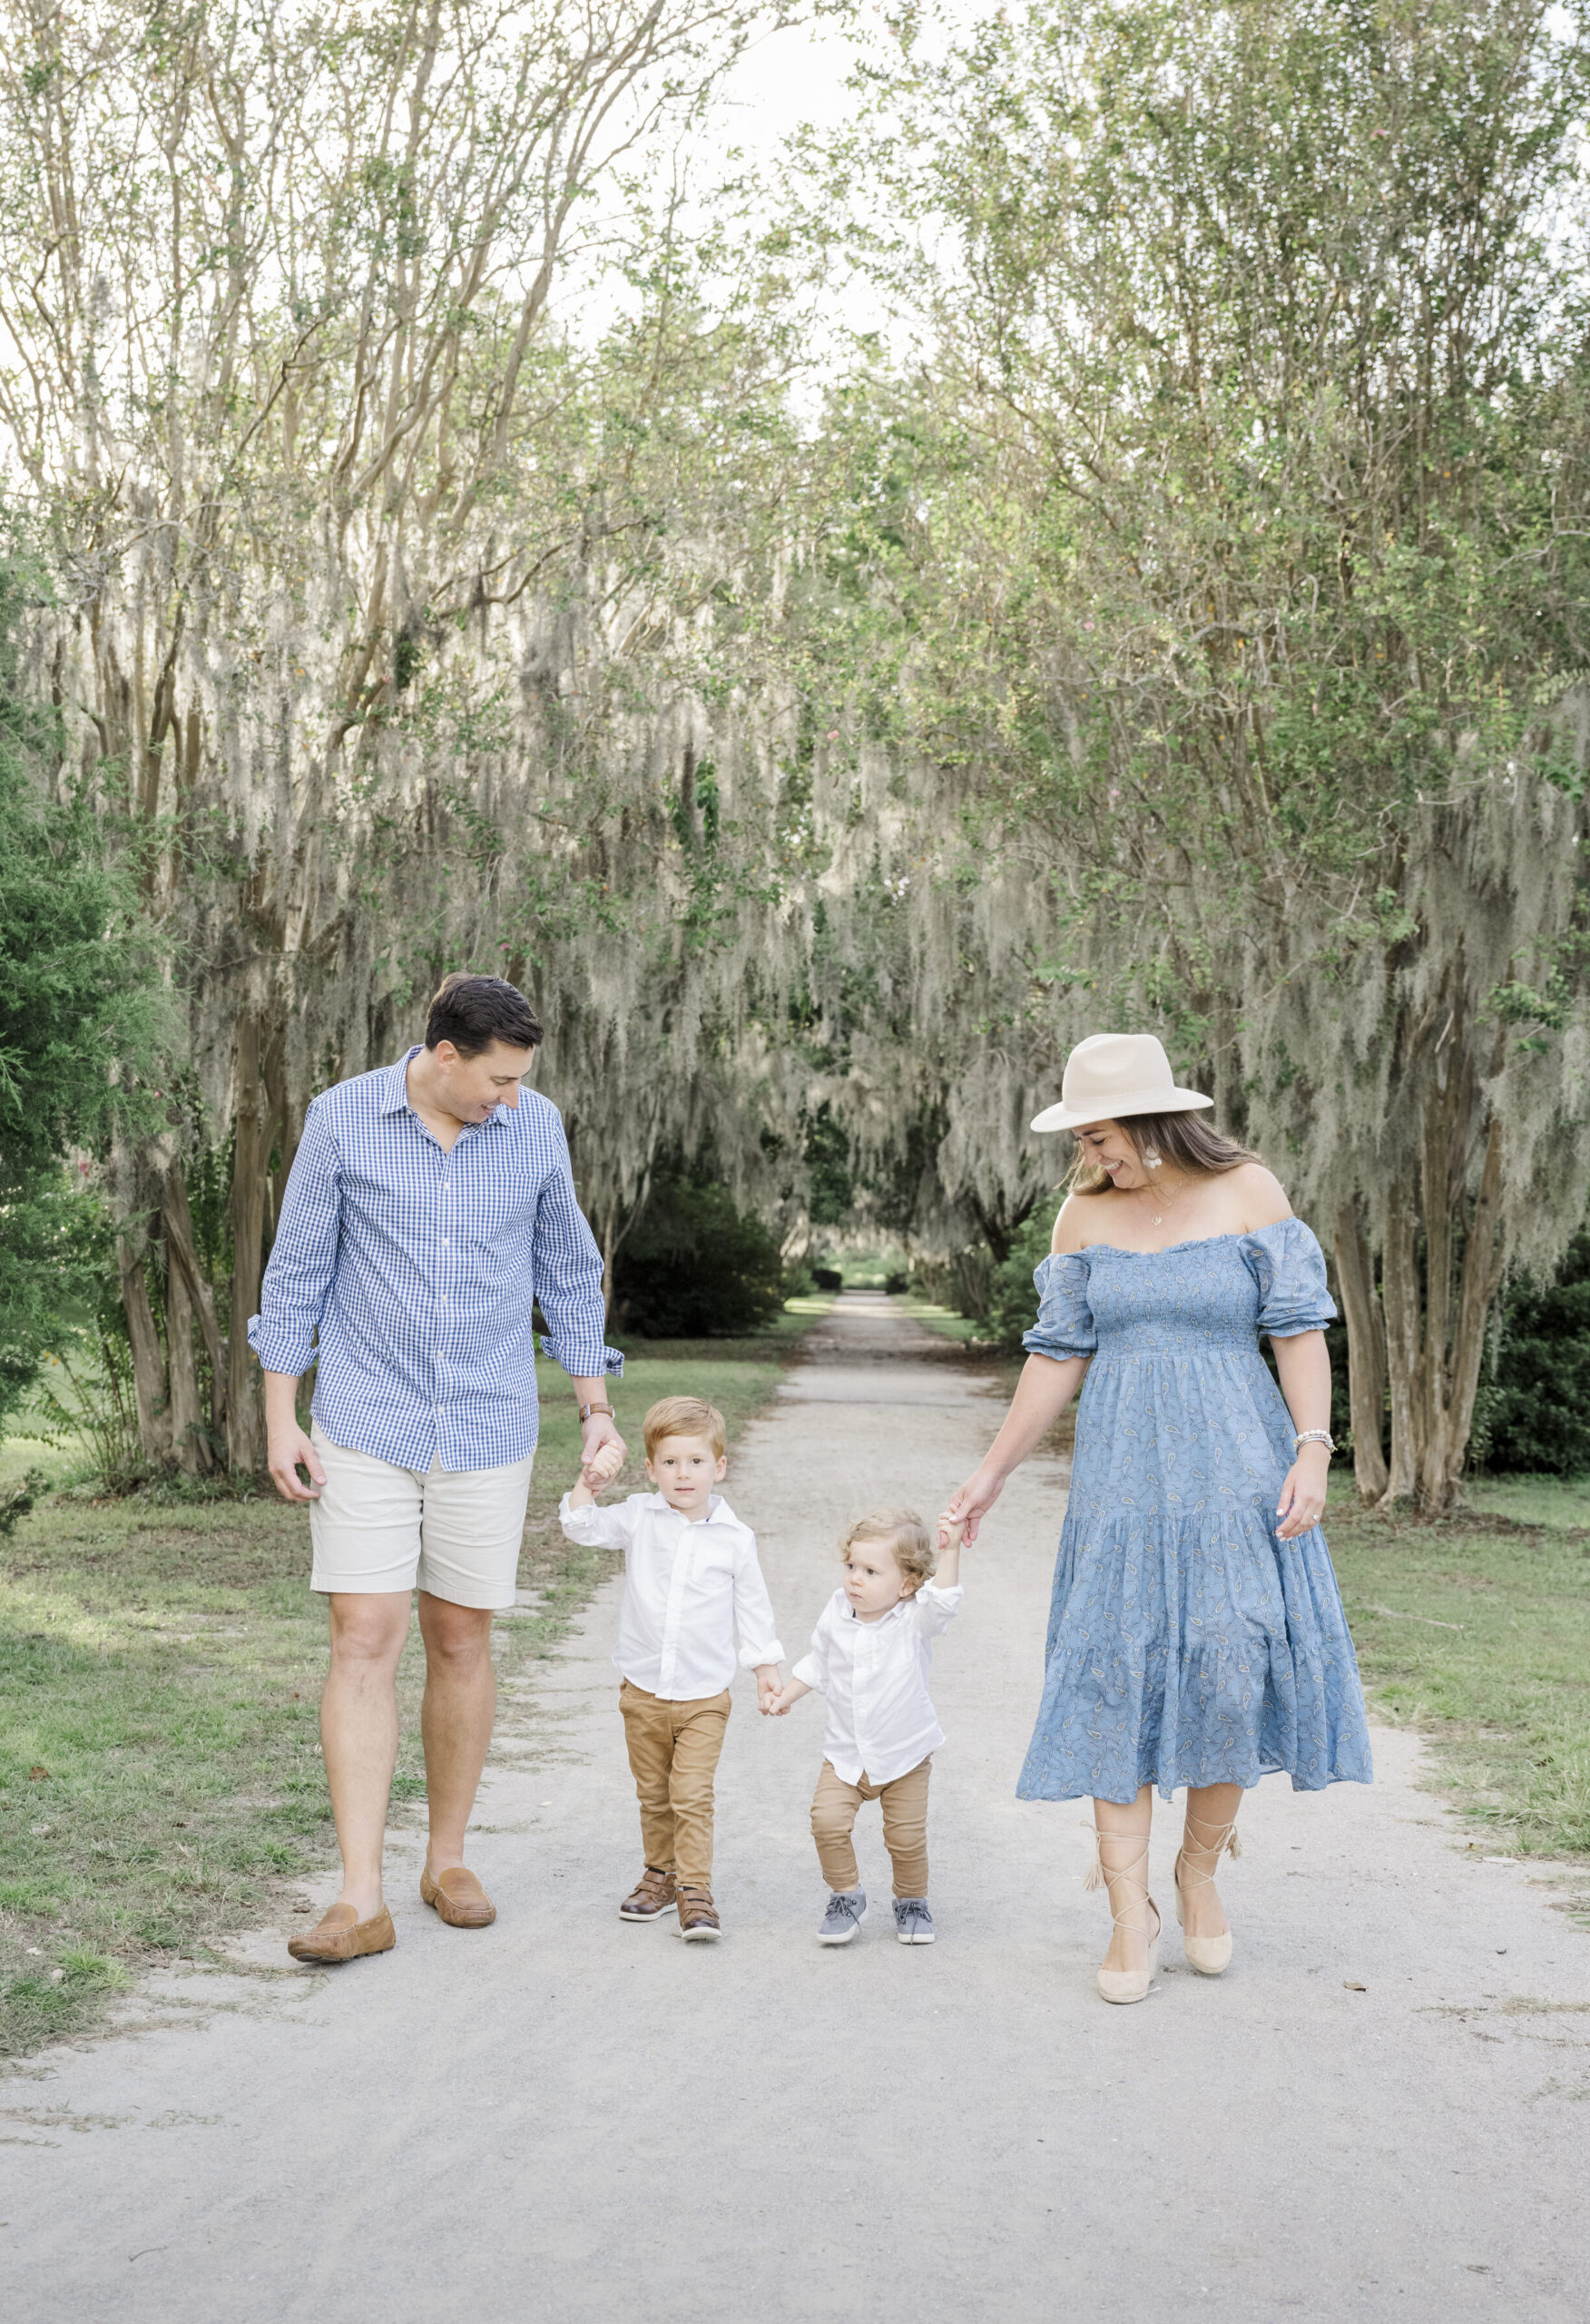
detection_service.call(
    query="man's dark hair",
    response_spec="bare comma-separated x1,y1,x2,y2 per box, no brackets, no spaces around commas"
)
424,972,543,1058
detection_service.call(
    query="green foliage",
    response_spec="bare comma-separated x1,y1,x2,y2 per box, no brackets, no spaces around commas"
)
612,1163,789,1339
802,1102,854,1227
0,565,168,1427
984,1209,1059,1353
1473,1231,1590,1476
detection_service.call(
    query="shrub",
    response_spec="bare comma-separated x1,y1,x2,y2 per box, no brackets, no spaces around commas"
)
985,1211,1059,1352
612,1166,786,1339
1472,1231,1590,1476
812,1265,843,1293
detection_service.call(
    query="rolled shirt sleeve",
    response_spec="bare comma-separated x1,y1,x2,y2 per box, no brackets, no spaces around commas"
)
534,1111,623,1379
248,1103,342,1376
912,1580,965,1640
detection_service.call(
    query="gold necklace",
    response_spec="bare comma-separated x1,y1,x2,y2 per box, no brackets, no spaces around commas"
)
1133,1168,1190,1231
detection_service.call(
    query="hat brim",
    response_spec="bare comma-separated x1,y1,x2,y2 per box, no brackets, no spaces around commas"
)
1030,1088,1213,1135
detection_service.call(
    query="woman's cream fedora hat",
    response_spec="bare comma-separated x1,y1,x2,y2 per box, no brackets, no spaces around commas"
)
1030,1033,1212,1135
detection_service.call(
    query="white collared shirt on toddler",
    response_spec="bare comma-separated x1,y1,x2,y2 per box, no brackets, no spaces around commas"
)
791,1581,964,1787
558,1490,784,1701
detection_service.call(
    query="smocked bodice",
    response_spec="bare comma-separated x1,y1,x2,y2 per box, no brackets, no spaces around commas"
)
1023,1218,1335,1365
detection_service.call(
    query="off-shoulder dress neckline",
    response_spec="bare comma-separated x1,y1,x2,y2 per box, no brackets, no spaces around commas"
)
1045,1224,1299,1265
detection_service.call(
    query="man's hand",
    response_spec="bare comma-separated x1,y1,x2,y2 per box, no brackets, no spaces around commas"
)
268,1422,325,1504
263,1372,324,1503
574,1383,626,1488
754,1662,782,1714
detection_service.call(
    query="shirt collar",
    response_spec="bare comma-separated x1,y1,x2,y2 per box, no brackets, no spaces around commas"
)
380,1048,421,1115
382,1044,510,1131
841,1590,915,1626
649,1491,738,1530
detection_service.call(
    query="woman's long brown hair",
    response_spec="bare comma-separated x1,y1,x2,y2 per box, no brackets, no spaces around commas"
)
1068,1109,1263,1196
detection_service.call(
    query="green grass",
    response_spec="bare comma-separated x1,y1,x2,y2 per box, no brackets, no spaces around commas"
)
895,1293,992,1345
0,1331,798,2063
1329,1477,1590,1862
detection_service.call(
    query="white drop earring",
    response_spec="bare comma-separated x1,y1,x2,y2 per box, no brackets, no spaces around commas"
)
1143,1149,1163,1171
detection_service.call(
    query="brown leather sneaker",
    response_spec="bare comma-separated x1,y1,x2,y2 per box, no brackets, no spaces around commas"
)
620,1866,678,1922
287,1903,397,1965
675,1886,721,1942
419,1863,496,1928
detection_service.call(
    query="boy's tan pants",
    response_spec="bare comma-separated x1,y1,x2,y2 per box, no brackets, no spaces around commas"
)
619,1679,731,1891
810,1756,932,1898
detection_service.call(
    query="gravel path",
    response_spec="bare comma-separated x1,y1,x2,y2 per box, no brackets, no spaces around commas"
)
5,1293,1588,2320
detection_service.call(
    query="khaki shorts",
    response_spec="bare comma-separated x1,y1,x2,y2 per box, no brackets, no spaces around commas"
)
308,1425,534,1610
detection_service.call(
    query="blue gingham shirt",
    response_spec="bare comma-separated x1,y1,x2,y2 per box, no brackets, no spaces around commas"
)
248,1049,622,1472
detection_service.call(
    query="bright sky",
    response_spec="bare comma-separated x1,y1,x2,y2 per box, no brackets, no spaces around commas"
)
557,1,980,353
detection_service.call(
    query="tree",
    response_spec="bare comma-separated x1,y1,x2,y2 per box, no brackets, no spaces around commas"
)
0,0,849,1467
0,562,167,1427
797,0,1590,1509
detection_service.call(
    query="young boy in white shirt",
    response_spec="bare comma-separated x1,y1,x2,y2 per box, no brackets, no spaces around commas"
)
561,1394,783,1940
770,1508,964,1945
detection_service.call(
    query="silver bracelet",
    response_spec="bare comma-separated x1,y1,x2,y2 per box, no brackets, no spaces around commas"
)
1294,1430,1336,1453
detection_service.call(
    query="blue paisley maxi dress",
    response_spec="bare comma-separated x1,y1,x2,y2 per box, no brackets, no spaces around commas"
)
1016,1221,1373,1806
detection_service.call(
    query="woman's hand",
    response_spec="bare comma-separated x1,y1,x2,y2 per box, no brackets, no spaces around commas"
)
1276,1443,1330,1539
945,1466,1006,1545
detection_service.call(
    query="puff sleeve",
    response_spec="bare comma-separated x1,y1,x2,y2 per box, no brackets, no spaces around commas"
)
1241,1218,1338,1338
1022,1252,1097,1363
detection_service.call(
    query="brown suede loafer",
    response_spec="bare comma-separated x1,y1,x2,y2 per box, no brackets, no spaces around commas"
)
287,1903,396,1965
420,1863,496,1928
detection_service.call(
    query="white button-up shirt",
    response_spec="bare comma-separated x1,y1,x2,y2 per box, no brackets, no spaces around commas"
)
558,1491,784,1702
792,1581,964,1787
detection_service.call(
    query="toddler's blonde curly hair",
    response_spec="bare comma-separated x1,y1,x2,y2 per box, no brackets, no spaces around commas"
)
841,1507,936,1590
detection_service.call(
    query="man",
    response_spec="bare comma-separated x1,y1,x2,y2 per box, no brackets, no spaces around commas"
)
250,973,623,1964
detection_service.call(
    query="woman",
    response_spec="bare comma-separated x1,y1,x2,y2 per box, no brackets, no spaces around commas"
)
946,1033,1372,2004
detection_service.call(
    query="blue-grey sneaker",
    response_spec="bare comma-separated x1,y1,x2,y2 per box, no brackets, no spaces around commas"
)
818,1889,868,1945
894,1897,935,1945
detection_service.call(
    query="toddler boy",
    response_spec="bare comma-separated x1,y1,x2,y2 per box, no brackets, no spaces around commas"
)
560,1394,782,1939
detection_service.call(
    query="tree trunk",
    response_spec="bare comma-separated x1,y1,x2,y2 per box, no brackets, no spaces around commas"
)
163,1246,211,1474
1333,1202,1389,1504
162,1161,228,1437
1419,1111,1507,1510
226,1014,280,1473
1377,1180,1421,1509
117,1224,172,1465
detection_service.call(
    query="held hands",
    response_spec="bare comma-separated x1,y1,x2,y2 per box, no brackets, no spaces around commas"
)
944,1467,1003,1545
1276,1443,1330,1539
765,1676,810,1718
754,1662,784,1715
580,1435,626,1492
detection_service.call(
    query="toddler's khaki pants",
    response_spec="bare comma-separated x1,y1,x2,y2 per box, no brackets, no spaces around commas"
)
619,1679,731,1891
810,1755,932,1898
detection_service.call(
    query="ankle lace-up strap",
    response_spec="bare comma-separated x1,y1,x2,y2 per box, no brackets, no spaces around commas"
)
1083,1828,1160,1939
1176,1810,1242,1893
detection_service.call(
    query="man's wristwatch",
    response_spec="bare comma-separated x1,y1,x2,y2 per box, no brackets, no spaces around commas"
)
579,1402,615,1423
1294,1430,1336,1453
